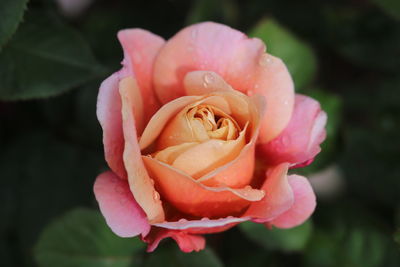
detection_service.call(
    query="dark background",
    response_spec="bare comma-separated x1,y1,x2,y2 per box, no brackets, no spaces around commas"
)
1,0,400,266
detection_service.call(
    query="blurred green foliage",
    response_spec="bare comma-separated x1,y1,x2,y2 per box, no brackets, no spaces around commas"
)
1,0,400,266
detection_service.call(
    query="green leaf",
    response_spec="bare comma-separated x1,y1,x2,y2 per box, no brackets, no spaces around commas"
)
0,0,29,50
35,208,145,267
371,0,400,20
144,245,223,267
249,18,317,90
240,220,313,252
0,128,106,266
394,229,400,246
305,206,400,267
0,10,105,101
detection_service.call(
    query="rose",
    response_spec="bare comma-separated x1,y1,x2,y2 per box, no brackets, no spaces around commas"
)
94,22,327,252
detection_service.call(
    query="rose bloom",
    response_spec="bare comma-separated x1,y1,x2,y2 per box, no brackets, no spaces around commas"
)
94,22,327,252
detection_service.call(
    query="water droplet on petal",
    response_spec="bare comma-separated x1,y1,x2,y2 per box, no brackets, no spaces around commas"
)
153,191,160,201
258,54,272,67
179,218,187,223
201,217,209,221
203,72,215,85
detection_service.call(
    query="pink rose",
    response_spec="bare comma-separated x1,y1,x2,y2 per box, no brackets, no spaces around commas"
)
94,22,327,252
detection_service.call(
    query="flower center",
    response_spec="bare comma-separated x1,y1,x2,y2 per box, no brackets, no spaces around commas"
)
186,105,240,142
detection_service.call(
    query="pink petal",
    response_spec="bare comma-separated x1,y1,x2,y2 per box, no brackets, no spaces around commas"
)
93,171,150,237
153,22,264,102
257,94,327,167
142,156,264,218
153,216,247,231
153,22,294,142
143,228,205,253
252,54,295,143
268,175,316,228
118,29,165,132
97,30,165,179
183,71,234,95
120,83,165,223
244,163,294,222
97,73,126,179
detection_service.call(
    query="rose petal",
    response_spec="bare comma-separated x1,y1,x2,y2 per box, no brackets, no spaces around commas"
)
118,29,164,130
97,73,126,179
268,175,316,228
258,94,327,167
153,22,265,103
171,126,246,178
153,216,247,230
197,136,255,188
143,228,205,253
142,156,264,218
154,96,231,150
244,163,294,222
139,95,202,150
120,83,165,223
93,171,150,237
119,77,145,134
183,71,234,95
153,22,294,141
97,30,165,179
252,54,295,142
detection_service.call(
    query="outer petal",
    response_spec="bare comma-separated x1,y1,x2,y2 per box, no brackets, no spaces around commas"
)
268,175,316,228
143,228,205,253
120,82,165,223
153,216,247,231
97,73,126,179
244,163,294,222
142,156,264,218
258,94,327,167
97,30,165,178
252,55,295,142
118,29,165,132
153,22,294,142
183,71,234,95
93,171,150,237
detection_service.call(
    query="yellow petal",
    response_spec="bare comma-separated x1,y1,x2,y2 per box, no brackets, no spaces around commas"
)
154,142,198,165
172,124,248,178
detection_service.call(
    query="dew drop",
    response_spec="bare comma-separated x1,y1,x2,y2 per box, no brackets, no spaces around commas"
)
203,72,215,85
258,54,272,67
153,191,160,201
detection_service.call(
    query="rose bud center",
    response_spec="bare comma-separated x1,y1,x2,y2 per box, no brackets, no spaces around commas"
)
152,101,248,179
